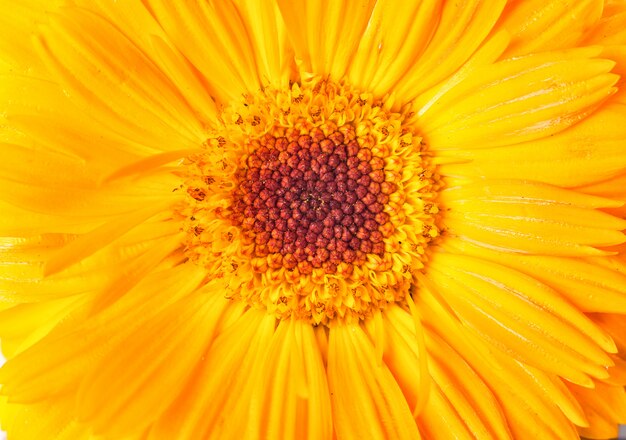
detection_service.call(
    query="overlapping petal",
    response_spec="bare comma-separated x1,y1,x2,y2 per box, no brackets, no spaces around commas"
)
1,1,626,439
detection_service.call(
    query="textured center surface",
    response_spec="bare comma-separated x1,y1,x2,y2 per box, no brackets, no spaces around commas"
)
231,127,396,274
180,78,441,324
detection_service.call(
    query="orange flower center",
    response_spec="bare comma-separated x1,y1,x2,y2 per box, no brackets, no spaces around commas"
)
179,78,442,325
231,127,398,275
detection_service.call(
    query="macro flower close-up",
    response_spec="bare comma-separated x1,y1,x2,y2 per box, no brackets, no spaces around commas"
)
3,0,626,438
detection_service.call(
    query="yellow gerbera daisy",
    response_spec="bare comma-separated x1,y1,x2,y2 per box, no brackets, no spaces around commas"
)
2,0,626,438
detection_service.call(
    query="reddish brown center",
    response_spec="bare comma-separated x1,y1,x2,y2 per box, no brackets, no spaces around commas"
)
231,127,397,275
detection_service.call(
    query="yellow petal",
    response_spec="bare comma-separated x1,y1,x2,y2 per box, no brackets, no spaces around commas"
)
496,0,604,58
383,306,512,439
0,398,90,440
0,262,205,403
0,228,181,306
418,289,584,439
427,253,614,385
570,380,626,439
0,0,63,75
276,0,376,80
395,0,507,102
328,324,420,440
439,102,626,187
583,2,626,45
348,0,442,96
44,200,176,276
1,74,187,162
76,293,228,437
0,297,82,358
236,0,293,87
0,144,181,218
442,239,626,315
143,0,265,103
245,319,332,440
35,7,205,146
419,47,618,149
70,0,218,125
441,180,626,256
149,310,274,439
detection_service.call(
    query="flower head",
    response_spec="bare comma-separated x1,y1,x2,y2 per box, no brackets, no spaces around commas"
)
2,1,626,439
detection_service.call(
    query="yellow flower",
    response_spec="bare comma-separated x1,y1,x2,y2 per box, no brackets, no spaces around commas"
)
2,0,626,438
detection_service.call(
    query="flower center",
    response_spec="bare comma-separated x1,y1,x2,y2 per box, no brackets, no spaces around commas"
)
180,78,441,325
230,128,395,275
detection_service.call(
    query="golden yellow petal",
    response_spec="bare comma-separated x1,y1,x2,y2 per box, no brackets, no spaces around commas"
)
275,0,376,80
442,239,626,316
579,171,626,200
35,7,206,146
427,253,614,385
66,0,218,128
151,311,275,439
0,398,90,440
0,262,205,403
583,2,626,45
570,380,626,439
383,306,512,439
347,0,442,96
411,29,511,120
76,293,228,437
419,47,618,149
243,319,332,440
496,0,604,58
376,307,428,416
439,102,626,188
0,297,81,359
44,201,177,276
328,324,420,440
418,289,584,439
0,0,64,75
394,0,507,102
0,143,181,218
142,0,267,103
237,0,293,86
441,180,626,256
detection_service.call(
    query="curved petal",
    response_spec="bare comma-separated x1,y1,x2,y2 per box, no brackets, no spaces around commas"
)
237,0,294,87
276,0,376,80
245,319,333,439
438,102,626,187
35,7,206,146
583,1,626,45
347,0,442,96
0,0,64,75
75,293,228,438
569,380,626,439
328,323,420,440
0,398,91,440
0,142,182,218
418,47,618,150
147,310,275,439
442,239,626,315
440,181,626,256
143,0,273,102
426,252,615,385
382,306,512,439
495,0,604,58
418,288,585,439
394,0,506,103
0,262,206,403
70,0,218,127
